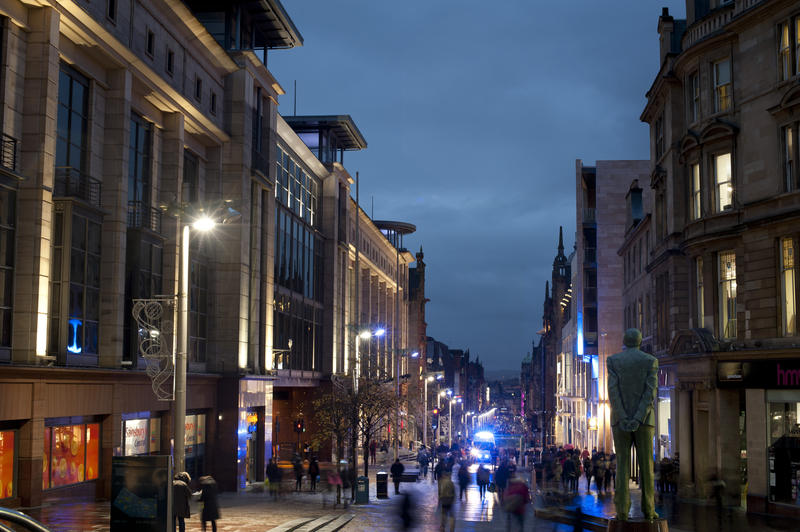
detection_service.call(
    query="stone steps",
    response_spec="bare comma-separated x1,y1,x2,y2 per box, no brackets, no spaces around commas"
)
267,517,315,532
316,514,355,532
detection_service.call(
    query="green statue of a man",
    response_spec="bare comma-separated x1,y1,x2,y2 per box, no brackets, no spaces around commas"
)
607,328,659,521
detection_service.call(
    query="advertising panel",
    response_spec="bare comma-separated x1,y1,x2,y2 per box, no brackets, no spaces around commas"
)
124,420,149,456
0,430,13,499
110,455,171,532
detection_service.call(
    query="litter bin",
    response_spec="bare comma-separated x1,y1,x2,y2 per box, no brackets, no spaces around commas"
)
355,476,369,504
376,471,389,499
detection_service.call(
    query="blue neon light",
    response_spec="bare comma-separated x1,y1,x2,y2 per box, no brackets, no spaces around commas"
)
591,354,599,379
67,318,82,354
577,311,584,356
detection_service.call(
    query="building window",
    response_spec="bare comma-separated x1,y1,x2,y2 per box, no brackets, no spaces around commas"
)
0,187,15,360
128,114,151,207
719,251,737,339
166,49,174,75
195,77,202,102
189,257,208,363
49,210,101,360
784,124,798,192
42,423,100,489
781,236,797,336
637,298,643,330
146,29,155,58
780,21,792,81
714,152,733,212
182,150,198,205
696,256,704,329
690,163,702,220
107,0,116,23
655,114,665,160
688,72,700,123
713,58,731,113
56,65,89,172
210,92,217,115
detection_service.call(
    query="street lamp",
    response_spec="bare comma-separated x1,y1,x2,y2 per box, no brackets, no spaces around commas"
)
353,327,379,393
423,371,443,448
175,208,239,473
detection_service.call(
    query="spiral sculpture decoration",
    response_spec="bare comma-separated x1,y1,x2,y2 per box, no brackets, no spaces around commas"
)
132,297,176,401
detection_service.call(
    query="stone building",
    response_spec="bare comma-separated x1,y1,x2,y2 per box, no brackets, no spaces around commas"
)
639,0,800,516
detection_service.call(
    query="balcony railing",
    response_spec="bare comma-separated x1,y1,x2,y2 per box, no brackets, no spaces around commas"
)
127,201,162,234
682,4,734,50
54,166,102,207
0,134,18,172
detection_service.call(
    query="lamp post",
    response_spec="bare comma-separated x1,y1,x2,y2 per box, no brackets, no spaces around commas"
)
353,329,373,393
449,399,455,447
438,390,447,446
423,372,443,448
174,209,239,473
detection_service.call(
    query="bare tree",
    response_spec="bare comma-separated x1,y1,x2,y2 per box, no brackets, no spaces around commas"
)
309,378,353,462
356,378,398,477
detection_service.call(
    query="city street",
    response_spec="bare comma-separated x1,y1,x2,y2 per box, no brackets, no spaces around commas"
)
20,462,800,531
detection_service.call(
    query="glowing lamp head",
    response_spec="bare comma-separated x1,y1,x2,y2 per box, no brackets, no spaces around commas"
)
410,351,419,358
358,330,372,339
192,216,216,232
470,448,481,458
374,328,386,337
427,376,434,382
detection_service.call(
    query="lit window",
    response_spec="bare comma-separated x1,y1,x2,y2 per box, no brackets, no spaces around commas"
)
714,59,731,112
690,162,701,220
781,237,796,336
696,257,704,329
714,152,733,212
719,251,737,339
780,22,791,81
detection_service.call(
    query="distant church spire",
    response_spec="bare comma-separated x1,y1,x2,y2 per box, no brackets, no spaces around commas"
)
545,280,550,299
558,226,564,255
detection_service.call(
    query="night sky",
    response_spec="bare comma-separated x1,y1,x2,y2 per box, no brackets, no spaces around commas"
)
269,1,686,373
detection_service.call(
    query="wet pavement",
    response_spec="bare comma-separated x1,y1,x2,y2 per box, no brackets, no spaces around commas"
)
9,462,800,531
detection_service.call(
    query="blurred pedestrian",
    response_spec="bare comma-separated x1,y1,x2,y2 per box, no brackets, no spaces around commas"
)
438,470,456,532
199,475,220,532
564,451,577,493
477,463,490,499
370,440,377,464
293,455,305,491
266,458,280,499
608,453,617,493
308,457,320,491
172,472,192,532
457,461,470,501
327,468,342,508
503,475,530,531
495,460,510,498
390,458,405,495
398,491,416,531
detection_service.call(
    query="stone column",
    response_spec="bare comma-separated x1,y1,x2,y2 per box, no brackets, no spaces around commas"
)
158,113,185,318
13,7,60,364
98,68,132,367
17,382,46,507
715,388,741,505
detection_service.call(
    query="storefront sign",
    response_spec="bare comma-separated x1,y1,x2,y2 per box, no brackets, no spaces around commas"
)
718,359,800,388
125,420,149,456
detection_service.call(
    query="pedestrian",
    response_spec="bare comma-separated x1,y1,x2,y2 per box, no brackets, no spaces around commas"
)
418,448,430,478
608,453,617,493
564,451,577,493
293,455,305,491
503,474,530,531
266,457,280,499
390,458,405,495
495,460,510,498
172,472,191,532
582,455,593,493
438,469,456,532
398,491,416,531
434,458,444,483
327,468,342,508
199,475,220,532
457,460,470,501
477,463,490,499
308,457,320,492
593,452,606,494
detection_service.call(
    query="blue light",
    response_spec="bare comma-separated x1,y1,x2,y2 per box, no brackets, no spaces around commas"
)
67,318,82,354
576,311,584,356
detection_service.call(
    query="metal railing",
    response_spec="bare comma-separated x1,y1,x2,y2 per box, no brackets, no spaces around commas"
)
0,133,18,172
127,201,162,234
54,166,102,207
682,4,734,50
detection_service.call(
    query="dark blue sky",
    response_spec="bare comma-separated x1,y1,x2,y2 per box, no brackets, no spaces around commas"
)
269,1,685,372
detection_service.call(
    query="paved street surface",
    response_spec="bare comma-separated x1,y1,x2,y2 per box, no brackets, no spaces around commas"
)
16,461,800,531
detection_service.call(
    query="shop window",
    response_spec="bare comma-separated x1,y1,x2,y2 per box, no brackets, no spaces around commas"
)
43,423,100,489
782,236,797,336
0,430,14,499
123,417,161,456
719,251,737,339
768,400,800,504
184,414,206,481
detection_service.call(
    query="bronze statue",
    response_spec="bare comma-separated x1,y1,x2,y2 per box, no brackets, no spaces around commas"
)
607,328,659,521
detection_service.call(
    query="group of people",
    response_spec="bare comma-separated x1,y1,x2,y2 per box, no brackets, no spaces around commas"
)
540,446,617,494
172,472,220,532
656,455,680,494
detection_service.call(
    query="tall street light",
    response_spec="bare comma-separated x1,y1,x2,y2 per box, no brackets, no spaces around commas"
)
175,207,239,473
423,372,443,448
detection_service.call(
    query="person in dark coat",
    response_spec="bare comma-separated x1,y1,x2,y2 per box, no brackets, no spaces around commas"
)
457,460,470,501
293,455,305,491
308,458,320,492
266,458,281,499
199,475,220,532
495,460,510,497
172,472,192,532
390,458,405,494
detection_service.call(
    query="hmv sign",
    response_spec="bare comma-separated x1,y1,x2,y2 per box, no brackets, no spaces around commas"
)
717,359,800,389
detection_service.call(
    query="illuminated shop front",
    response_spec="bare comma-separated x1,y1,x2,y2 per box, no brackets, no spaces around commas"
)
0,430,14,500
656,368,674,459
184,413,206,481
43,422,100,490
122,414,161,456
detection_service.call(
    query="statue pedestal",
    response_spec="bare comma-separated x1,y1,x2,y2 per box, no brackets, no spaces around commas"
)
606,518,668,532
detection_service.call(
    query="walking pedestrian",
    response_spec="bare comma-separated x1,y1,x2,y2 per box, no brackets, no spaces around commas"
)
495,460,510,498
477,463,490,499
593,452,606,494
308,457,320,492
266,458,280,499
457,461,470,501
390,458,405,495
438,470,456,532
503,474,531,531
582,455,593,493
564,451,577,493
199,475,220,532
293,455,305,492
172,472,192,532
